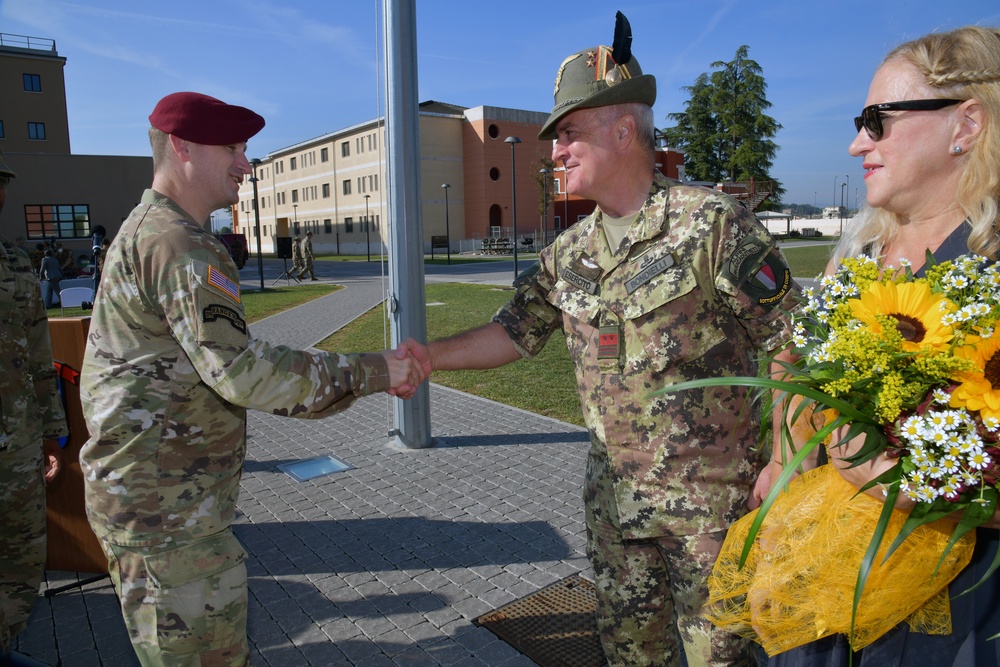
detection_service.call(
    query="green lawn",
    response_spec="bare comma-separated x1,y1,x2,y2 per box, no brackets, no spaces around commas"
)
781,243,836,280
48,283,340,323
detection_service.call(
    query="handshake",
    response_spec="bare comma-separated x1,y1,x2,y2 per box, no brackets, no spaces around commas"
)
380,337,433,400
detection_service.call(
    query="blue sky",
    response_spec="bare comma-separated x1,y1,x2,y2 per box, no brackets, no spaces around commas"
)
3,0,998,208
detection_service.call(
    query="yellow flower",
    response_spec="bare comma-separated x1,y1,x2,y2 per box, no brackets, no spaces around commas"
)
849,281,955,353
950,336,1000,421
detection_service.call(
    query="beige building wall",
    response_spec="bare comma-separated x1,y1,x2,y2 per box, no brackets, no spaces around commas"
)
0,152,153,257
236,102,550,255
0,36,71,153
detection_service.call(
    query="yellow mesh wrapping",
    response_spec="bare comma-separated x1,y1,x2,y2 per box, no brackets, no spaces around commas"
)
708,464,975,656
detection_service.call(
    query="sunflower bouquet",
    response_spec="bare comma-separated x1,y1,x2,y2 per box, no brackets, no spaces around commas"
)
659,252,1000,655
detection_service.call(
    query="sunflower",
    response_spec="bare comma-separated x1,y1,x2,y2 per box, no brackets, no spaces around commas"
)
848,280,955,353
950,336,1000,422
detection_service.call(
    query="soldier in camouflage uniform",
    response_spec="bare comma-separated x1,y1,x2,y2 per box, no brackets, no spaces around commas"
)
79,92,425,667
297,230,316,281
0,151,67,658
291,234,305,278
402,16,800,667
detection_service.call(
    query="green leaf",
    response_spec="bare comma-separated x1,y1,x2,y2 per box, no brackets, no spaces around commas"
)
850,483,899,651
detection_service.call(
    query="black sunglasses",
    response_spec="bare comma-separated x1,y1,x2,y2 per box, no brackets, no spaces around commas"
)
853,99,963,140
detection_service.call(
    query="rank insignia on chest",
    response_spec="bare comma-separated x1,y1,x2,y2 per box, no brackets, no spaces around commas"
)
598,325,621,359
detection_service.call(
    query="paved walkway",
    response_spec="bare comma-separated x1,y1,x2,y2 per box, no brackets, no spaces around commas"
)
13,257,593,667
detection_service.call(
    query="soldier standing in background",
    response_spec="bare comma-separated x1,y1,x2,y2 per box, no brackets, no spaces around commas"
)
400,14,799,667
0,150,66,661
297,229,316,280
80,92,426,666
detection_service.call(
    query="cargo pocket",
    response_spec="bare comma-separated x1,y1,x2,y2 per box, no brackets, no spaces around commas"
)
138,532,248,659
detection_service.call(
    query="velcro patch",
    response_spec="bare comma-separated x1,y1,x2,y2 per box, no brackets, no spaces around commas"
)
741,250,793,306
203,304,247,334
207,265,241,303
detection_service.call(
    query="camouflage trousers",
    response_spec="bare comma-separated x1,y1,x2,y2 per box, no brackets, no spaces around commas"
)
297,258,314,279
584,451,755,667
0,442,47,655
102,529,250,667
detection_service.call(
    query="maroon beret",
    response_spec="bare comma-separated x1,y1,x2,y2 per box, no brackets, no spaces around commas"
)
148,92,265,145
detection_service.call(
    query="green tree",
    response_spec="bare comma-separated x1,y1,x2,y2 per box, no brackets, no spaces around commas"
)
663,45,784,206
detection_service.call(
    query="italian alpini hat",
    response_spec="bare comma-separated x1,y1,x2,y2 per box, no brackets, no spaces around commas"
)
149,91,265,146
0,149,16,178
538,11,656,140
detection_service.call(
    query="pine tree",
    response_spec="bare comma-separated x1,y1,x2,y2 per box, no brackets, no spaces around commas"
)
663,45,784,206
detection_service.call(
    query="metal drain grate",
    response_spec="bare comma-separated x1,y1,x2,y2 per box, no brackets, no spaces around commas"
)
474,574,605,667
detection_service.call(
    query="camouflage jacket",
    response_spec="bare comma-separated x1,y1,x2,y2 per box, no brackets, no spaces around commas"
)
80,190,391,547
494,174,800,539
302,237,314,262
0,235,66,456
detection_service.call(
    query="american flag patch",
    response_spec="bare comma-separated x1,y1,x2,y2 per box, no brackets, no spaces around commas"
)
207,265,241,303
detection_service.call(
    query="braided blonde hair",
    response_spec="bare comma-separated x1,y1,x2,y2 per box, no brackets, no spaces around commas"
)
834,26,1000,265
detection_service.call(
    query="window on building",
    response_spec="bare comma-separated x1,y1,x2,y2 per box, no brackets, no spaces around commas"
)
290,157,297,171
291,189,298,203
374,174,379,191
322,183,330,198
28,122,46,140
25,204,91,240
321,147,329,163
0,121,4,139
345,217,353,233
293,222,300,236
341,141,350,158
343,180,351,196
23,74,41,92
324,218,332,234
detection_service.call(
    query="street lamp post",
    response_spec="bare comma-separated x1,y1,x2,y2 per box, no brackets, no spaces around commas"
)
505,136,522,278
364,194,371,262
440,184,451,265
539,167,551,247
840,182,847,234
845,173,850,218
250,158,264,291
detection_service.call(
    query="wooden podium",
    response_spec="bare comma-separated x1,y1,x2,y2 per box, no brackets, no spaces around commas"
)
45,317,107,575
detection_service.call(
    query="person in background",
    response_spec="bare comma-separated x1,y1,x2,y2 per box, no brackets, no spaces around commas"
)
297,230,316,281
80,91,426,666
0,149,66,661
400,13,799,666
38,248,63,309
291,233,305,279
56,242,75,277
752,25,1000,667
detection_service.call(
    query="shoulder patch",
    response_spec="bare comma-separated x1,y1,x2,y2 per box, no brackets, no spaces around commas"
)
207,265,241,303
741,249,793,306
202,303,247,334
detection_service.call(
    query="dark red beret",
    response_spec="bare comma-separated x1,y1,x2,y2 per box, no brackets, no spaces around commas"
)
148,92,265,145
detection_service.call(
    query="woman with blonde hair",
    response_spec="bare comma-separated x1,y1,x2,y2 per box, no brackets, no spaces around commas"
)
748,25,1000,667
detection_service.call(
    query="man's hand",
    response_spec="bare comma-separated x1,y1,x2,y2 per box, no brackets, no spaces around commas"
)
395,338,432,377
381,346,427,400
43,439,63,484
